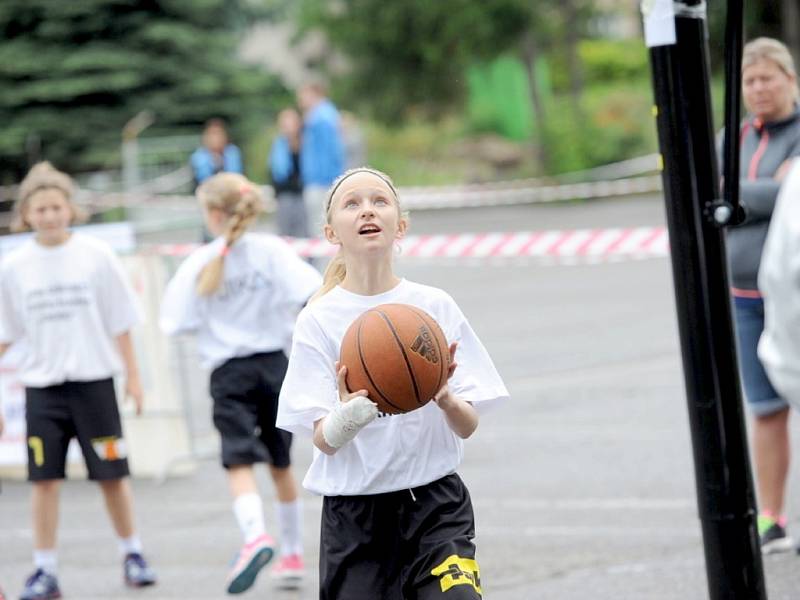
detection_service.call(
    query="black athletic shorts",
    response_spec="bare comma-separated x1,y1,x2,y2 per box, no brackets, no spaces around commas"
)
210,351,293,469
320,473,482,600
25,378,130,481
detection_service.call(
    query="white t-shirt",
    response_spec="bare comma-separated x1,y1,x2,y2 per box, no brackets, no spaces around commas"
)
759,162,800,407
0,233,141,387
159,233,322,369
277,279,509,496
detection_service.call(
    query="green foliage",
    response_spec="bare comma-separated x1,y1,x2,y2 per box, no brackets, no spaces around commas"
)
577,39,650,85
467,56,534,140
298,0,532,122
0,0,284,180
542,81,658,174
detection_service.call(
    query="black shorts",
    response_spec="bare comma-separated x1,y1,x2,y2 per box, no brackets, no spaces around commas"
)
320,473,482,600
210,351,293,469
25,379,130,482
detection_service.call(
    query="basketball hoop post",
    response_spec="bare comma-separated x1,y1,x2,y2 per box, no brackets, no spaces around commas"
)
642,1,766,597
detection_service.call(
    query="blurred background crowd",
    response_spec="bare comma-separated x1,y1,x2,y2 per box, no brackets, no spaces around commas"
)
0,0,796,221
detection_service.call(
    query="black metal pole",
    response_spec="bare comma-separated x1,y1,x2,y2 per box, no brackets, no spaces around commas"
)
720,0,745,225
644,1,766,598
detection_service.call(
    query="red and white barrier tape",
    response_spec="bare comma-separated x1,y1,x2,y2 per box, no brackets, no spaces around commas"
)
149,226,669,261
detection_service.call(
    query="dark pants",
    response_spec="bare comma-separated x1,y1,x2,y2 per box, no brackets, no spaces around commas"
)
320,473,482,600
210,352,293,468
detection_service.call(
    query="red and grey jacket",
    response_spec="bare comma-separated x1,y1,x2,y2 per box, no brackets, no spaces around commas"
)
722,105,800,296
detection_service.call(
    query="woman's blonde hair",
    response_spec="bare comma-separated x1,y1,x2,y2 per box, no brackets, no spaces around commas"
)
743,37,800,102
312,167,403,301
12,161,87,232
195,172,263,296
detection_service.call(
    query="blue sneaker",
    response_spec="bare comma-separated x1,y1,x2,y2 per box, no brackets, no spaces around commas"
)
123,553,157,587
19,569,61,600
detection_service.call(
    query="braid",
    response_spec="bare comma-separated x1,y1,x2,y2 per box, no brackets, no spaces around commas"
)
196,173,263,296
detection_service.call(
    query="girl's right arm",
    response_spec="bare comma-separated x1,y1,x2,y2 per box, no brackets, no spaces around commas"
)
159,256,204,335
312,362,377,455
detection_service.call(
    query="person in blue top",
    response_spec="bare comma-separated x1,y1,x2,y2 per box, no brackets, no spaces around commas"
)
296,81,345,237
269,108,308,239
191,119,244,188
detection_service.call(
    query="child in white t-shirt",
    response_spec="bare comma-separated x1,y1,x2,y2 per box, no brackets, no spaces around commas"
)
159,172,321,594
0,162,156,599
277,167,509,599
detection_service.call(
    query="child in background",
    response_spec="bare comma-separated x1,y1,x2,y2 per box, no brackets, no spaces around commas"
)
0,162,156,600
277,167,509,599
160,173,321,594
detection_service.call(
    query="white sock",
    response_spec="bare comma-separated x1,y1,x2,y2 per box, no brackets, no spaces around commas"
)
33,549,58,575
275,499,303,557
233,493,266,544
118,534,143,557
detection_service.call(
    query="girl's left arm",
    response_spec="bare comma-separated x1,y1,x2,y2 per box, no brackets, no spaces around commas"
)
435,389,479,439
116,331,143,415
434,342,479,438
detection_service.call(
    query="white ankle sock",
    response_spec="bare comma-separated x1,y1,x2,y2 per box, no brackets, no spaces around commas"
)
233,493,266,544
275,499,303,556
33,549,58,575
118,534,143,557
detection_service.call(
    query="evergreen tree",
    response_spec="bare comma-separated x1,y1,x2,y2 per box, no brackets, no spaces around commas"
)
0,0,282,181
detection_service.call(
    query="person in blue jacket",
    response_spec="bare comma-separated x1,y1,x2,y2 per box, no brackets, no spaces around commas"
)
191,119,244,187
296,81,345,237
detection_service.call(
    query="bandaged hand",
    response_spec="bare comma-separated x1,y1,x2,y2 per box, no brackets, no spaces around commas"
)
322,362,379,449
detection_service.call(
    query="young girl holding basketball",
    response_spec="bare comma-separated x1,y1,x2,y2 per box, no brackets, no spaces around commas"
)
0,162,156,599
277,167,509,599
159,173,321,594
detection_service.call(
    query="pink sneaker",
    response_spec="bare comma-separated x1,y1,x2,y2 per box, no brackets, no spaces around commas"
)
226,534,275,595
270,554,305,589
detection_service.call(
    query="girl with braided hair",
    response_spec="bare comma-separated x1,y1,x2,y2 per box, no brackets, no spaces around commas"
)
160,173,321,594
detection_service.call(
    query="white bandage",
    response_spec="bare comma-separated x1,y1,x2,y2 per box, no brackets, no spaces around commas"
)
322,396,379,449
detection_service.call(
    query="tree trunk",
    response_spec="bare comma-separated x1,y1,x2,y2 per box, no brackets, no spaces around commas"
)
780,0,800,70
519,30,551,171
561,0,585,123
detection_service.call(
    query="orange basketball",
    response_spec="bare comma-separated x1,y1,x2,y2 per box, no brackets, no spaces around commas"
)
339,303,450,414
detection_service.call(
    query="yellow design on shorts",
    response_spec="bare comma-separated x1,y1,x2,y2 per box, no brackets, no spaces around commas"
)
28,436,44,467
431,554,481,595
90,436,127,461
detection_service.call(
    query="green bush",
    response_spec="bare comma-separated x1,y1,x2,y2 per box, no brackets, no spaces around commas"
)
578,39,650,85
542,81,658,174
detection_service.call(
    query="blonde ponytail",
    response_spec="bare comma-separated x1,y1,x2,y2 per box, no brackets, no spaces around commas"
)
196,173,263,296
310,250,347,302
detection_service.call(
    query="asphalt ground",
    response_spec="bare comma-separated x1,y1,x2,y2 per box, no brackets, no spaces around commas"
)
2,194,800,599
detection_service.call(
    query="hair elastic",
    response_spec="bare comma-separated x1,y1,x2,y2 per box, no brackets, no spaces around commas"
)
239,184,252,196
220,245,231,257
326,168,398,211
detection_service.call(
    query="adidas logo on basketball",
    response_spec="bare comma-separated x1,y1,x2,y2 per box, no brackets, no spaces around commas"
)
410,326,439,364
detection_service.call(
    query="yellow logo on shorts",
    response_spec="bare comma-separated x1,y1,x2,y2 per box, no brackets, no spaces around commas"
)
431,554,482,595
28,436,44,467
91,436,127,461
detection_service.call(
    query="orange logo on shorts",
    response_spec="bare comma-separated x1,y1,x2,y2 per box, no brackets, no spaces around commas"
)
431,554,481,595
91,436,127,461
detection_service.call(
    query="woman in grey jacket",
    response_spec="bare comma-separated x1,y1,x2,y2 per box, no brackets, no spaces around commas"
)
726,37,800,554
